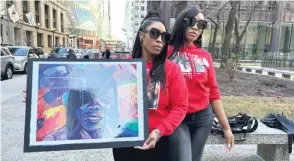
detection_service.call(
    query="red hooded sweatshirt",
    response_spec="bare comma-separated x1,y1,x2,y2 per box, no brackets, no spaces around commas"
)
146,59,188,136
167,45,221,114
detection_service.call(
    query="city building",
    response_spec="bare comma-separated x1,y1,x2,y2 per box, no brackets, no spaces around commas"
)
124,0,147,50
168,1,294,59
66,0,111,50
0,0,70,53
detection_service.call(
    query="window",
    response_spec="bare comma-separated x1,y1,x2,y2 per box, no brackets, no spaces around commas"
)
26,31,32,46
35,48,44,56
135,6,139,10
28,49,35,55
37,33,43,47
135,22,139,26
2,48,11,56
22,1,28,22
53,9,57,29
61,13,64,32
141,15,144,18
141,6,145,11
135,15,138,18
141,0,144,3
45,5,49,28
63,38,66,46
55,36,59,46
35,1,40,24
6,1,13,8
48,35,52,47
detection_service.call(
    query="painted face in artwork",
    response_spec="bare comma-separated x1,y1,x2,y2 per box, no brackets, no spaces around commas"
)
76,102,104,132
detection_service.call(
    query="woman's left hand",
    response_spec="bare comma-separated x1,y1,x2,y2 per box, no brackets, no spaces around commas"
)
135,129,160,150
223,129,234,151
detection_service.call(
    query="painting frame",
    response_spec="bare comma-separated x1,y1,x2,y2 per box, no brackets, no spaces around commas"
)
24,58,148,152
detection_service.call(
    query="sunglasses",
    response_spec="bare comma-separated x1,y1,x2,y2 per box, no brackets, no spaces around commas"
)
184,18,207,30
144,28,171,42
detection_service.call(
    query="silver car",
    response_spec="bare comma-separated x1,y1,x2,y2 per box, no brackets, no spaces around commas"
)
1,47,15,79
7,46,45,73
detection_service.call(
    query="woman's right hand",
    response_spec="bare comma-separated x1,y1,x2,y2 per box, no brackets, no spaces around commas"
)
22,90,27,103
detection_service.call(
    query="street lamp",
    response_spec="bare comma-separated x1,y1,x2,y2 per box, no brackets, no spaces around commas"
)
52,28,56,47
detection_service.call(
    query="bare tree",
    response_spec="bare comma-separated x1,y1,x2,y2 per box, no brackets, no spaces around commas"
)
234,1,263,56
172,1,188,18
221,1,240,68
206,1,229,58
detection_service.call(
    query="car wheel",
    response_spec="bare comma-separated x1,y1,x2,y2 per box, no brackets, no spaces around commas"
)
4,65,13,79
24,63,28,74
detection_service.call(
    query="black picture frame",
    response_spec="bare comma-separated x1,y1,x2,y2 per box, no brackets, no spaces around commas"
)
24,58,148,152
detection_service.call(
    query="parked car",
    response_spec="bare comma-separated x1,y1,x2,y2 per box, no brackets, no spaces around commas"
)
7,46,45,74
1,47,15,79
81,49,90,59
47,48,77,59
74,49,84,59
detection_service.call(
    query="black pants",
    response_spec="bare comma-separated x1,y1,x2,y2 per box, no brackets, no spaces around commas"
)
168,105,214,161
113,136,170,161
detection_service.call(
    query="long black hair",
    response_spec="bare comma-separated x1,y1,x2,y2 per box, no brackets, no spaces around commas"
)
169,7,202,58
132,11,168,87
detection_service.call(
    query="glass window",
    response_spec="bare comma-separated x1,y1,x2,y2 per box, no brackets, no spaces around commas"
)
8,48,28,56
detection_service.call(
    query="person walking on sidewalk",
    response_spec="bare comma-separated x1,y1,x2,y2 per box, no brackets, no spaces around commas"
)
167,7,235,161
102,49,111,59
112,11,189,161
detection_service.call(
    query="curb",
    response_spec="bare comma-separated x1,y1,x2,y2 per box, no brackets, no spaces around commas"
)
237,66,294,80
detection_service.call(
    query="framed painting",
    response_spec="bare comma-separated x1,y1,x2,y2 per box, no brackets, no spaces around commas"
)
24,58,148,152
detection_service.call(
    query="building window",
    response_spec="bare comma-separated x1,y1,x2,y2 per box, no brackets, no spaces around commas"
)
53,9,57,29
55,36,59,46
141,0,144,3
48,35,52,47
135,15,138,18
26,31,32,46
22,1,28,22
37,33,43,47
135,6,139,10
61,13,64,32
45,5,49,28
141,6,145,11
35,1,40,24
141,15,144,18
6,1,13,8
63,38,66,47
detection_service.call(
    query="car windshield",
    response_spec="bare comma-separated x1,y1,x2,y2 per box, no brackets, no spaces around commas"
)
8,47,28,56
54,48,67,54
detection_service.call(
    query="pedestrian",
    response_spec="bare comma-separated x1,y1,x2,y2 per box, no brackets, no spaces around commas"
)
167,7,235,161
102,49,111,59
112,11,189,161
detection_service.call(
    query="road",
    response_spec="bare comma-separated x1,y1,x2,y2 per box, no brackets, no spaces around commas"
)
1,75,293,161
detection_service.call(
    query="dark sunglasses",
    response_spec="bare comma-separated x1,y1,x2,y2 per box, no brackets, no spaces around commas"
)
144,28,171,42
184,18,207,30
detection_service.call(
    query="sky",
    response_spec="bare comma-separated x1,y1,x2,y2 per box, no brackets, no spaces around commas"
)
110,0,127,42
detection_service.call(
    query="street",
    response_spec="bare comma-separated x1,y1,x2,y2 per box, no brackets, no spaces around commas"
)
1,75,293,161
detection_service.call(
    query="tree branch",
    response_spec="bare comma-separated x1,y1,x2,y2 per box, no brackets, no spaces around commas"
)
207,17,217,25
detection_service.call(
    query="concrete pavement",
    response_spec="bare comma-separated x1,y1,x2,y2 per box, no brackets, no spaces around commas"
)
1,75,293,161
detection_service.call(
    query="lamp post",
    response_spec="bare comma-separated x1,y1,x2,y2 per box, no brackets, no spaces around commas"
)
35,23,40,47
52,28,56,47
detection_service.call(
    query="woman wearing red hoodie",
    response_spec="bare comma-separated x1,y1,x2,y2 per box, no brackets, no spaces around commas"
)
167,7,234,161
112,12,188,161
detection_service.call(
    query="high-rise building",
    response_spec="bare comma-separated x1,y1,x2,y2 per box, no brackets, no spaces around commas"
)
124,0,147,50
0,0,70,53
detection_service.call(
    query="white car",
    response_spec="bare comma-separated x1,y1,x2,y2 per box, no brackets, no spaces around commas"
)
7,46,46,73
74,49,84,59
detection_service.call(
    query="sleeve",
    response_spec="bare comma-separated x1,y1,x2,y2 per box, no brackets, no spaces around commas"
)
206,53,221,102
156,64,188,136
